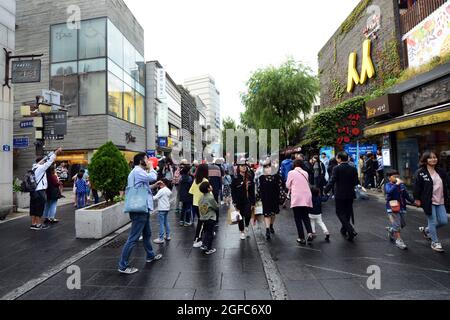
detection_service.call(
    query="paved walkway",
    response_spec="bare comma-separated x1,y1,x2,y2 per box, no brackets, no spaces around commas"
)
1,191,449,300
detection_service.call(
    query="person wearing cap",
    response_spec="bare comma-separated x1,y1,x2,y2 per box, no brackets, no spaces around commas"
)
257,160,286,240
231,158,256,240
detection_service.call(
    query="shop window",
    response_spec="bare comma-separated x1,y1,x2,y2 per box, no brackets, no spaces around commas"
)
123,83,135,123
79,72,106,115
108,58,123,79
78,58,106,74
51,24,77,63
107,20,124,67
108,72,123,119
79,18,106,60
135,91,144,127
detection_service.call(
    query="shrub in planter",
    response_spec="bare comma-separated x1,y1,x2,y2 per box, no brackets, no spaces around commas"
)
88,141,129,203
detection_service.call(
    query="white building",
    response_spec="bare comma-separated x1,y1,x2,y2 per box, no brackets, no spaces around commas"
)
0,0,15,219
184,75,221,156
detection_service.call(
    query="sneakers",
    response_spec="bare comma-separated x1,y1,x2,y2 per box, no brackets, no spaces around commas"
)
146,253,163,263
306,234,314,243
240,233,246,240
153,238,165,244
165,236,171,241
118,267,138,274
419,227,431,241
30,224,41,230
184,222,193,226
193,240,203,248
179,221,184,226
205,248,217,255
297,238,306,245
49,218,59,224
200,245,208,251
395,239,407,250
431,242,444,253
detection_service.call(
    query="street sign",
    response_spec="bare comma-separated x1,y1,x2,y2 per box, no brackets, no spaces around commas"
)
43,112,67,140
13,137,29,149
20,119,34,128
11,60,41,83
2,145,11,152
42,90,62,106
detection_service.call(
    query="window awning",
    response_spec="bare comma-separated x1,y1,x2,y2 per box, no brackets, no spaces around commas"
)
364,103,450,137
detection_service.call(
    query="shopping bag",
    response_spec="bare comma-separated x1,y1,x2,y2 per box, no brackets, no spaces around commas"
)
255,201,263,215
124,180,148,213
227,204,242,225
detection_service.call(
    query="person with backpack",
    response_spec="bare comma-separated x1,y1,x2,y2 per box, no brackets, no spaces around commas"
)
43,165,63,224
27,148,62,230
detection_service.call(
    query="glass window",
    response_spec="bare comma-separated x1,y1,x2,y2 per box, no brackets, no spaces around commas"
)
108,72,123,119
135,52,145,83
123,38,137,77
170,124,179,139
123,71,133,88
79,18,106,59
135,92,144,127
51,62,77,76
78,58,106,74
107,20,124,67
50,74,78,117
79,72,106,115
136,82,145,96
123,83,135,123
51,24,77,62
108,58,123,79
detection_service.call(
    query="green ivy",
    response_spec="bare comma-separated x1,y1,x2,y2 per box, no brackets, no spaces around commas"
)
339,0,372,38
331,78,345,101
333,38,338,64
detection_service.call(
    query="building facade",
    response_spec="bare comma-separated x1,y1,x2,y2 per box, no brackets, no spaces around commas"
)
184,75,221,156
0,0,15,218
318,0,449,186
13,0,146,179
178,85,199,162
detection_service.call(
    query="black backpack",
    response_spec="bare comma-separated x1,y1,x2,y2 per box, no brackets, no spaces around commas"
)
21,168,44,193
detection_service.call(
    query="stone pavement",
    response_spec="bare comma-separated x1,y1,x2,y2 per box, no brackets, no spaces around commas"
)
1,191,450,300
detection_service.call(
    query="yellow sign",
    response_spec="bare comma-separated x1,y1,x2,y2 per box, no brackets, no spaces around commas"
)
347,39,375,92
168,137,173,147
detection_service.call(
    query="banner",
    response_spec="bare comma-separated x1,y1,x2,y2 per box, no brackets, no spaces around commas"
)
157,102,169,137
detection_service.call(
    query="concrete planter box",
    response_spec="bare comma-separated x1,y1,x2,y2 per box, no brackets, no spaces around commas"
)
75,201,130,239
13,192,30,210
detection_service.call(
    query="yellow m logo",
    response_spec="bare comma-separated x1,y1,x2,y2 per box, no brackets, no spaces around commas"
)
347,39,375,92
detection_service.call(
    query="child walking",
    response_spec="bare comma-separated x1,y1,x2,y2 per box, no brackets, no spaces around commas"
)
308,187,330,241
385,170,414,250
75,171,88,209
223,170,232,206
153,179,173,244
198,181,218,255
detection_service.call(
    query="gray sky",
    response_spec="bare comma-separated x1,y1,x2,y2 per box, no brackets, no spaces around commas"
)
125,0,361,123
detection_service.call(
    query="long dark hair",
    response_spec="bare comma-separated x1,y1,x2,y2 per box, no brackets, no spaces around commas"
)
195,164,209,184
419,151,437,168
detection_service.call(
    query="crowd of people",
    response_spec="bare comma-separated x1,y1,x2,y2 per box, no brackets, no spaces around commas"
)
24,147,449,275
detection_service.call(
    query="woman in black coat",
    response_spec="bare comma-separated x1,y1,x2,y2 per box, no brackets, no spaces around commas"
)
414,151,449,253
178,166,193,226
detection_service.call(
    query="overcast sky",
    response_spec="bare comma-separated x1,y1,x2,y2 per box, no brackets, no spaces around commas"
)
125,0,361,123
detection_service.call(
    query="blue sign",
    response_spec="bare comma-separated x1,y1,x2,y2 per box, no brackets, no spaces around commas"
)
13,137,29,149
146,150,156,158
2,145,11,152
20,120,34,128
344,143,377,162
158,137,168,147
319,146,335,161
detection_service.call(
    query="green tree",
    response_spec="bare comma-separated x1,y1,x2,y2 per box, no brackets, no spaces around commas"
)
88,141,130,203
241,59,319,148
221,116,237,158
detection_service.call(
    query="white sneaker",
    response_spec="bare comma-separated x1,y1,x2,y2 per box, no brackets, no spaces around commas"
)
153,238,164,244
240,232,246,240
245,227,250,237
118,267,138,274
139,236,143,241
395,239,407,250
193,240,203,248
431,242,444,252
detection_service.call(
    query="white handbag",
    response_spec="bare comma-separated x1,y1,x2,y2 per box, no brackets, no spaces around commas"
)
255,201,263,215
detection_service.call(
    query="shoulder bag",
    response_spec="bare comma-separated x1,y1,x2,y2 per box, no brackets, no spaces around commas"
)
124,171,148,213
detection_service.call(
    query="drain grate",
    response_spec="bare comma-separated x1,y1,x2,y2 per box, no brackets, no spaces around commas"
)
103,237,127,249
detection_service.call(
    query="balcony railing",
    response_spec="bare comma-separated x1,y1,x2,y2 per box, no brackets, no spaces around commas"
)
400,0,447,35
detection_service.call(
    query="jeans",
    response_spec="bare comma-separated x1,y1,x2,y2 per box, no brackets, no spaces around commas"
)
43,199,58,219
387,210,406,232
118,212,156,270
427,205,448,243
180,202,192,223
335,198,356,236
293,207,312,239
202,219,216,250
77,192,86,208
158,211,170,240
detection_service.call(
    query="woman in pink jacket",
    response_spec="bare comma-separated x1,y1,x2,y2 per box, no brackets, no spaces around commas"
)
286,159,314,244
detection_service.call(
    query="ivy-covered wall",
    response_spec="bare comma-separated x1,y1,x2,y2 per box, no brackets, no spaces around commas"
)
318,0,403,109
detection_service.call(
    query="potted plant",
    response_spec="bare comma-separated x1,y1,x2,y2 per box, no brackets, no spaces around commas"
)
12,178,29,211
75,141,131,239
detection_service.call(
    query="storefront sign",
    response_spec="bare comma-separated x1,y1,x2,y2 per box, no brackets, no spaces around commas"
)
347,39,375,92
157,102,169,137
402,2,450,69
125,131,136,144
158,137,168,148
382,148,391,167
11,60,41,84
336,113,363,145
365,94,402,119
344,144,377,161
13,137,29,149
156,68,166,100
43,112,67,140
20,120,34,128
363,5,381,40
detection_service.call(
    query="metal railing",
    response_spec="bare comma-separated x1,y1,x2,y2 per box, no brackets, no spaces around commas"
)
400,0,447,35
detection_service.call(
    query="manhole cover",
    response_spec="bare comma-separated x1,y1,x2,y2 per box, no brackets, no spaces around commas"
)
103,237,127,249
